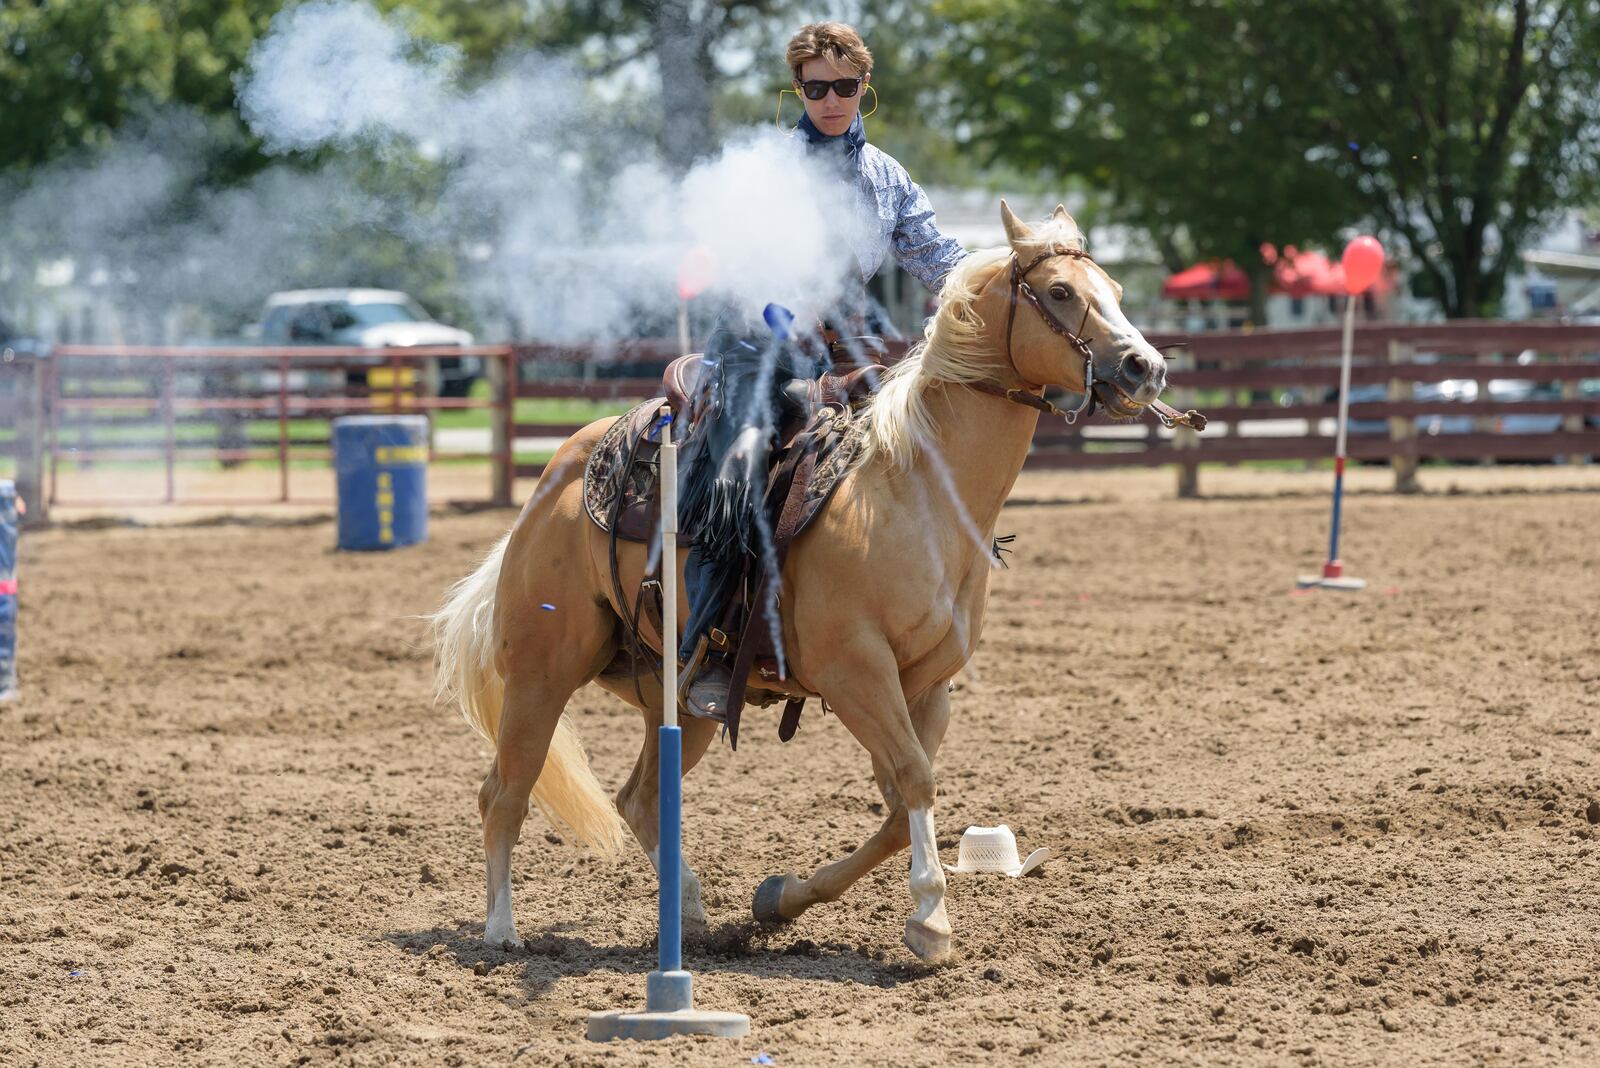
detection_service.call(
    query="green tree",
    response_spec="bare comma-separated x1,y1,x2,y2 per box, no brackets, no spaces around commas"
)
0,0,278,176
1294,0,1600,317
936,0,1359,322
0,0,556,330
516,0,794,170
936,0,1600,319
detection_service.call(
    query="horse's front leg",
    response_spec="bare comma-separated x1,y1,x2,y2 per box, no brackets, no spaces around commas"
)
758,645,955,962
754,684,950,923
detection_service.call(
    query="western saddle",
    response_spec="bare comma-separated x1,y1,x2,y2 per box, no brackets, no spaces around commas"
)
582,345,886,749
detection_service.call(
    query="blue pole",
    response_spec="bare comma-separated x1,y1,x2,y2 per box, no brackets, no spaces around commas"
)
656,725,683,975
586,411,747,1040
1327,456,1346,566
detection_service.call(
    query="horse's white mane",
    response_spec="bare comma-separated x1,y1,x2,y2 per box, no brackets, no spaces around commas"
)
858,217,1085,471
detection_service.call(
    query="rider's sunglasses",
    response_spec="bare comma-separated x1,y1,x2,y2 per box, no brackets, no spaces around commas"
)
797,77,863,101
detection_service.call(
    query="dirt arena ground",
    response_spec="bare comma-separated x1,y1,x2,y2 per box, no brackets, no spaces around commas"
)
3,467,1599,1066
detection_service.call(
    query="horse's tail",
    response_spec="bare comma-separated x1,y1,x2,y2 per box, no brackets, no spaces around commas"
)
430,532,625,859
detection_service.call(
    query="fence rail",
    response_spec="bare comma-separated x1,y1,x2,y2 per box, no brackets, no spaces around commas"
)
3,320,1598,520
507,321,1600,492
1,345,517,520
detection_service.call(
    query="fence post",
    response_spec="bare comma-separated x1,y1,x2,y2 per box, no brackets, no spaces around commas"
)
1386,339,1419,493
489,349,515,507
15,354,48,527
1560,376,1587,464
1173,379,1200,498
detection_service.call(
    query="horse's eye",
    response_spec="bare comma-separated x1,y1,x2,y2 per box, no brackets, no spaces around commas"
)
1048,284,1072,302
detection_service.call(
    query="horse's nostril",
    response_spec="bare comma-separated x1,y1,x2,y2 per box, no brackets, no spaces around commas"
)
1124,353,1149,380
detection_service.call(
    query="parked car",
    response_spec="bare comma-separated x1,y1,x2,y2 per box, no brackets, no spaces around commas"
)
1485,378,1564,435
1330,379,1476,437
0,314,46,359
252,289,480,396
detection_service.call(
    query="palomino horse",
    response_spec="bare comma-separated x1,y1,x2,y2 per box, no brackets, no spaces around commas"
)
431,202,1169,962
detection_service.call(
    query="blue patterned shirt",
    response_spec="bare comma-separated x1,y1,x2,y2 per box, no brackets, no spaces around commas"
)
850,143,970,292
797,116,969,293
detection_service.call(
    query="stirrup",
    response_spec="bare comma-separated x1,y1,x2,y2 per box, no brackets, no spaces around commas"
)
676,634,711,713
677,636,730,722
684,671,732,723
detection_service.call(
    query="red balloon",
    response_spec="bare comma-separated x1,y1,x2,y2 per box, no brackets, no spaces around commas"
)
1341,236,1385,295
676,246,716,301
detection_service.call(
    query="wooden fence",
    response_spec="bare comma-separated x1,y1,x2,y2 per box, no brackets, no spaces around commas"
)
0,345,516,524
510,321,1600,496
3,321,1597,523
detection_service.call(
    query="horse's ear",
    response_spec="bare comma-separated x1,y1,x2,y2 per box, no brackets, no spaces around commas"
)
1051,203,1079,231
1000,199,1034,247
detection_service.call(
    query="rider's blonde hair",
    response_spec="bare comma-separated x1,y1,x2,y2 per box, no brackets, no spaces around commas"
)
786,22,873,80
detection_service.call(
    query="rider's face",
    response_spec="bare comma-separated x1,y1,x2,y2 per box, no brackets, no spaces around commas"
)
794,55,868,138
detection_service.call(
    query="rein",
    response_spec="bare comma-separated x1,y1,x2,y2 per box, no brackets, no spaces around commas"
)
983,245,1206,432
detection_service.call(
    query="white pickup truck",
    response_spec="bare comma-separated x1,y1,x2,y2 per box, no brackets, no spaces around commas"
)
252,288,480,396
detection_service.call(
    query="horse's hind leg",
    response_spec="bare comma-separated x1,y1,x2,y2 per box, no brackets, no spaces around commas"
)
754,684,950,932
614,709,720,927
481,586,615,949
481,678,563,948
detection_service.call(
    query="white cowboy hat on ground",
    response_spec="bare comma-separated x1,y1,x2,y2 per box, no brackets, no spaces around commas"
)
943,824,1051,878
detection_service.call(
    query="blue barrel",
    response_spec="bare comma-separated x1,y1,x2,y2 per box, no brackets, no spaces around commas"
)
0,480,17,700
331,416,429,551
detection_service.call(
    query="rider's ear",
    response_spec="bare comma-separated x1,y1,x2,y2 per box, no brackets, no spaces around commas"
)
1000,199,1035,247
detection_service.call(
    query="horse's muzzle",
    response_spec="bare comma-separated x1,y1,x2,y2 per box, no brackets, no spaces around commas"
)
1094,351,1167,417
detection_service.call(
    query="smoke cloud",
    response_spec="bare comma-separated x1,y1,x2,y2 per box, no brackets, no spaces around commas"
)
239,0,873,335
1,0,879,343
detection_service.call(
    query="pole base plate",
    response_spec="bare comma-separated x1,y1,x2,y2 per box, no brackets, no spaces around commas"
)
1296,574,1367,591
586,1009,751,1042
586,970,749,1042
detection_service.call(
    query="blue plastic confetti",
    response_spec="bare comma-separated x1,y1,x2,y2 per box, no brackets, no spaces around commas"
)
1346,141,1361,151
67,970,83,978
539,603,556,612
751,1055,775,1066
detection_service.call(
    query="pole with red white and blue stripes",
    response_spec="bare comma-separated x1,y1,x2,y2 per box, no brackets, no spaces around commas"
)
0,480,18,701
1323,293,1357,581
1301,236,1384,591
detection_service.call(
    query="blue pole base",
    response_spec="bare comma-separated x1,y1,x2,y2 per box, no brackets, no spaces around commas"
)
646,969,694,1012
584,724,752,1042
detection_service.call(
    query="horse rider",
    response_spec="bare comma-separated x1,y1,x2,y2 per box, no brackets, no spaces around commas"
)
678,21,971,721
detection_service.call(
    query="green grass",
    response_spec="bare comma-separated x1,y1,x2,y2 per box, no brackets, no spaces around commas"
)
431,379,633,430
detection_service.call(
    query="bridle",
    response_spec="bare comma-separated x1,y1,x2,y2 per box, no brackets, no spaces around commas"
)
972,244,1206,431
964,245,1098,424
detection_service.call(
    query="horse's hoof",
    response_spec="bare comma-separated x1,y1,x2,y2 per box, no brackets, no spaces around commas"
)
752,875,796,924
485,920,523,951
903,918,952,963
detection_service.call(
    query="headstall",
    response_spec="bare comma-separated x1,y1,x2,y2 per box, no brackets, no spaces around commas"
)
976,244,1205,431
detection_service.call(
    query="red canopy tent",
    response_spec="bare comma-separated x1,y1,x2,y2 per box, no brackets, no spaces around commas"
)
1163,260,1251,300
1162,246,1392,300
